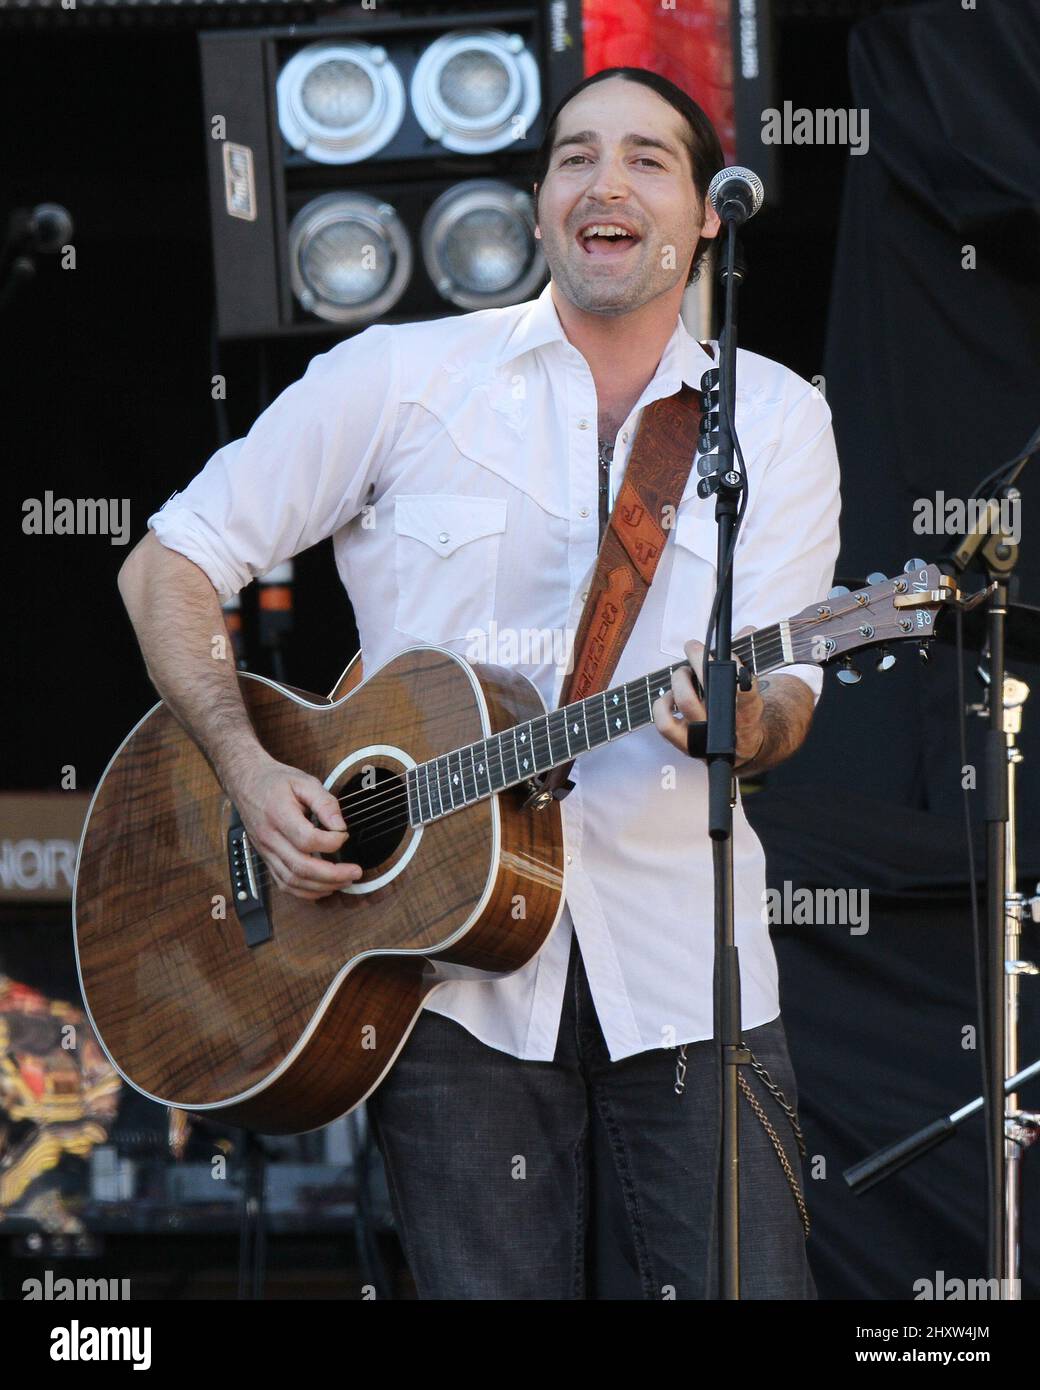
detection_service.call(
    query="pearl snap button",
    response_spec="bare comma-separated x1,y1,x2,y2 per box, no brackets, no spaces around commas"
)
622,431,630,443
577,418,589,429
438,532,449,544
566,854,573,864
581,590,588,601
579,507,589,518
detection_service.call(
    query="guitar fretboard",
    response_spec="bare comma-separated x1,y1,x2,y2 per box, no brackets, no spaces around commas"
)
405,620,800,826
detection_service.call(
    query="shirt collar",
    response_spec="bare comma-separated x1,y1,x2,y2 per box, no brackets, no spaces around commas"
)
496,278,717,390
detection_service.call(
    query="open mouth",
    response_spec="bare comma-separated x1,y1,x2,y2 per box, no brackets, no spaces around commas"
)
576,223,642,258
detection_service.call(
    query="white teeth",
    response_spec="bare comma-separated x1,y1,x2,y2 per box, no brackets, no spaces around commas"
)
581,224,636,240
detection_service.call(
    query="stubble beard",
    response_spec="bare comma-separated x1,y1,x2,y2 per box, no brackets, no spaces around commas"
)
540,224,684,317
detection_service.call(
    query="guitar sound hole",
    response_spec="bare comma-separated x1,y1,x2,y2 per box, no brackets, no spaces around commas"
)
329,765,410,872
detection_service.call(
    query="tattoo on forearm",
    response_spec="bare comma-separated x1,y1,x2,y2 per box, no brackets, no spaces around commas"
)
737,676,814,776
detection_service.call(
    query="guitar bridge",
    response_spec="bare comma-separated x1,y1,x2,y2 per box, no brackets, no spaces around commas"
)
227,809,272,946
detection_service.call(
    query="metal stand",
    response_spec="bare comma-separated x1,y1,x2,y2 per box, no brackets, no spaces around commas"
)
236,1129,269,1300
697,212,751,1301
973,663,1040,1295
943,453,1037,1289
844,1059,1040,1194
848,427,1040,1289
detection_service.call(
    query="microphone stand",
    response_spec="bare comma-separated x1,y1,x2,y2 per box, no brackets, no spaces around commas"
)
844,1058,1040,1196
942,428,1040,1287
699,213,750,1300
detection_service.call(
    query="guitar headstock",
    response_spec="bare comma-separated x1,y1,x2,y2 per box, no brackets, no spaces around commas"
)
788,561,959,683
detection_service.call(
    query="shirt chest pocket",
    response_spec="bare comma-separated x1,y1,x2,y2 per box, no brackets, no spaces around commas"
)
660,512,719,657
393,494,507,644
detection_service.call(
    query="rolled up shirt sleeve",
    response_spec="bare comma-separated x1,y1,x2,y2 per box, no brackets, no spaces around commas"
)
731,376,842,702
147,322,399,603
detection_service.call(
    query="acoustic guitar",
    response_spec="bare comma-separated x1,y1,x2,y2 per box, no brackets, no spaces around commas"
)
73,563,956,1134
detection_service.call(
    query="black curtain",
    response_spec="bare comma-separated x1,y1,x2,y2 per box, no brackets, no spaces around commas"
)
752,0,1040,1297
747,791,1039,1299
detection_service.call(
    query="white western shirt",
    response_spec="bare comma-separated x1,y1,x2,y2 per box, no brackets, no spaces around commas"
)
148,280,841,1062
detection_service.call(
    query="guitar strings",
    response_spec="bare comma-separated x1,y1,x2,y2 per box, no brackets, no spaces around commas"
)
249,664,671,891
266,612,846,851
246,599,889,892
320,606,838,829
321,603,849,832
246,622,849,892
247,650,775,894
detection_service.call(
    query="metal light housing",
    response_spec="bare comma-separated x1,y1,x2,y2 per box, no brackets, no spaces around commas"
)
421,180,545,310
410,29,541,155
288,192,412,324
277,41,406,164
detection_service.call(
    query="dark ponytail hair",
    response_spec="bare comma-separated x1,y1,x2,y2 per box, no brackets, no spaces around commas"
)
530,66,725,285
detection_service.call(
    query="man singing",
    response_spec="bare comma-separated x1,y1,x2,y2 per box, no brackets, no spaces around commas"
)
118,67,840,1299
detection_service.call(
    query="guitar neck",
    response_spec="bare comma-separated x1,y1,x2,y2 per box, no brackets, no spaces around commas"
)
406,619,801,826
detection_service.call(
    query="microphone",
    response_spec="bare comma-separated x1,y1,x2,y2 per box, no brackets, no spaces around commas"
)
707,167,765,227
0,202,75,312
28,203,74,254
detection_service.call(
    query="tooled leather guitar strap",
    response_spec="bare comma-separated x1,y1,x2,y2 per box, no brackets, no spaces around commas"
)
524,379,706,809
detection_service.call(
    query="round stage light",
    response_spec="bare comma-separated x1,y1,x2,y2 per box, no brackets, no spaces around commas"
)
410,29,541,155
421,181,545,309
277,42,405,165
288,193,412,324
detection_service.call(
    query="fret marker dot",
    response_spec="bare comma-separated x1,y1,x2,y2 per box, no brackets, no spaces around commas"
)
612,693,619,704
572,722,579,733
519,732,527,743
522,757,529,770
614,717,622,729
478,763,484,774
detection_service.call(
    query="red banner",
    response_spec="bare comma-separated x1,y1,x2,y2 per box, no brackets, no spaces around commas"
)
580,0,737,165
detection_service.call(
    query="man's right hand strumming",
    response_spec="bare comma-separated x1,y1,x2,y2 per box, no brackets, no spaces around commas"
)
223,754,363,901
117,533,362,900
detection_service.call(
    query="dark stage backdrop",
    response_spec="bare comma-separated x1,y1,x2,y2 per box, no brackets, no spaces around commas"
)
3,3,1039,1298
746,790,1040,1301
753,0,1040,1298
768,0,1040,834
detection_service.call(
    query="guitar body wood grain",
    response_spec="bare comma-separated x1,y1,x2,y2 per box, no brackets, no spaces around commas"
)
74,646,565,1133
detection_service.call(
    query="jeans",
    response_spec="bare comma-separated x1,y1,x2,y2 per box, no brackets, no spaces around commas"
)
367,930,816,1300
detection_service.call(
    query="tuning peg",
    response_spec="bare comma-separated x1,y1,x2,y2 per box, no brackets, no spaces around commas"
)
836,658,862,685
903,557,927,573
866,572,887,585
828,585,850,599
876,647,896,671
